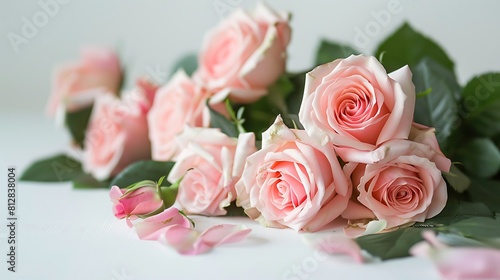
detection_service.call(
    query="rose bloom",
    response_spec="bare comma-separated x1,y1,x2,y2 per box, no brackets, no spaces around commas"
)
342,137,450,229
82,89,151,180
148,70,211,161
109,181,164,226
236,116,351,232
167,127,256,216
193,2,291,104
47,46,122,116
299,55,416,152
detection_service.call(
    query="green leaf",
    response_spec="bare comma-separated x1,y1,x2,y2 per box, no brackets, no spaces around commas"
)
448,217,500,239
420,188,493,226
460,73,500,137
454,138,500,178
443,164,470,193
208,102,239,138
20,154,83,182
285,71,308,115
72,173,110,189
412,58,461,149
160,186,178,209
169,53,198,77
375,22,455,74
242,75,295,137
110,160,175,188
467,179,500,212
356,227,424,260
65,106,93,147
224,202,247,217
315,40,359,65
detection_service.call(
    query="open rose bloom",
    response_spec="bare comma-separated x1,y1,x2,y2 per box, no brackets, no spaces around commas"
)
236,116,351,232
168,127,256,216
299,55,415,151
82,87,152,180
148,70,211,161
47,46,122,116
193,2,291,103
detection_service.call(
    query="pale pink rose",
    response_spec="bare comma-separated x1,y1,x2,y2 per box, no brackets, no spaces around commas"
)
83,91,151,180
342,139,448,229
167,127,256,216
193,2,291,104
109,182,163,226
235,115,351,232
299,55,416,152
135,207,192,240
148,70,211,161
47,46,122,116
411,230,500,280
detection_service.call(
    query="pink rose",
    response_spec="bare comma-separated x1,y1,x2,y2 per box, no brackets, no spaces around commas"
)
411,230,500,280
83,90,151,180
235,116,351,232
47,46,122,116
167,126,256,216
298,55,416,152
193,2,291,104
148,70,211,161
135,207,192,240
342,139,449,229
109,181,164,226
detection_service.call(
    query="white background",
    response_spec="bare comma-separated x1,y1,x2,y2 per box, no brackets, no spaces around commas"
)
1,1,500,279
1,0,500,114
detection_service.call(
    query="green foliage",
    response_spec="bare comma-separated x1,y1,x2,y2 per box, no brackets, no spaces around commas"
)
454,138,500,178
412,58,461,150
65,106,93,147
110,160,175,189
315,40,359,65
20,154,83,182
375,22,455,74
460,73,500,137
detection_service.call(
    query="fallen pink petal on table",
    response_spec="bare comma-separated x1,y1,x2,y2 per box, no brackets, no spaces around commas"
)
410,230,500,280
160,224,252,255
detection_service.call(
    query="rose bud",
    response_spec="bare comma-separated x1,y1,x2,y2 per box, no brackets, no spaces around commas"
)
109,179,165,227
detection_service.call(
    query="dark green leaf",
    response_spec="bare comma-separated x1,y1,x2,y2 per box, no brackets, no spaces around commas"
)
208,102,239,138
72,173,110,189
412,58,461,149
110,160,175,188
375,22,455,74
242,75,295,137
169,53,198,77
285,71,308,115
448,217,500,239
224,202,247,217
65,106,93,147
20,154,83,182
454,138,500,178
356,227,424,260
420,188,493,226
460,73,500,137
443,164,470,193
467,179,500,212
315,40,359,65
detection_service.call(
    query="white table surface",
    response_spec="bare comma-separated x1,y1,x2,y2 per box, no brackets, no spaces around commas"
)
0,113,441,280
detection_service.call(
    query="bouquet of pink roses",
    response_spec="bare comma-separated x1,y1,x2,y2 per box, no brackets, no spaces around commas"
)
22,3,500,279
